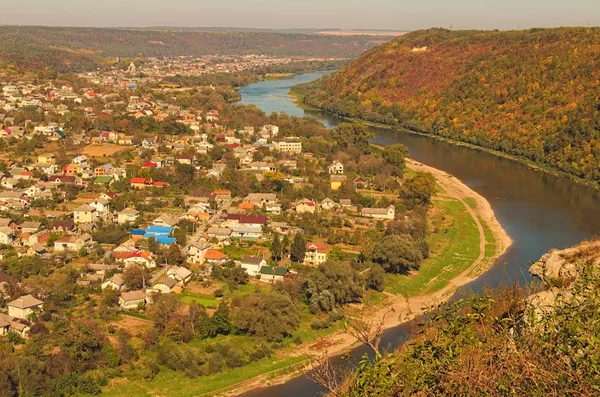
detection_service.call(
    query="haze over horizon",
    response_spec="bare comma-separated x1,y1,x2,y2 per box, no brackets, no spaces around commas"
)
1,0,599,31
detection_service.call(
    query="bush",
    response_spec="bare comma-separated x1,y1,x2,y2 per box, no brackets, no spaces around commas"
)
213,289,224,298
311,318,330,330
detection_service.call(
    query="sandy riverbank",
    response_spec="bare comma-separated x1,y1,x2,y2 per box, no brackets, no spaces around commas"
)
221,160,513,396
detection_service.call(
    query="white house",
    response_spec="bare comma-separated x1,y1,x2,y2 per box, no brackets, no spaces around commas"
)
304,242,331,266
167,266,193,283
89,199,111,220
73,204,97,224
119,290,146,310
361,205,395,220
117,208,140,225
240,256,266,276
101,273,125,291
328,161,344,174
186,240,211,264
0,227,14,245
7,295,43,319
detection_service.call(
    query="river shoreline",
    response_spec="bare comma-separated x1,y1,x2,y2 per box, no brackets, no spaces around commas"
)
219,159,512,397
288,87,599,191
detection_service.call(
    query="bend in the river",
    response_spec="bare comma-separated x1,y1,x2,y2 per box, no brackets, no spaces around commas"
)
237,71,600,397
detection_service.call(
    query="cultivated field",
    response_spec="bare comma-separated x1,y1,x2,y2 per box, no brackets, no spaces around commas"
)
82,144,127,157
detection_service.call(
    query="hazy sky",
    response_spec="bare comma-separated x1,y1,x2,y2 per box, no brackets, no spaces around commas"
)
1,0,599,30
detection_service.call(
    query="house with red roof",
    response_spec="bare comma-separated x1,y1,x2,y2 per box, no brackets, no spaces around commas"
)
130,178,149,189
293,199,316,214
304,241,331,266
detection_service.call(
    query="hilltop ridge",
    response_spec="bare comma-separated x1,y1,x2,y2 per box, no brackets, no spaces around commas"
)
299,27,600,183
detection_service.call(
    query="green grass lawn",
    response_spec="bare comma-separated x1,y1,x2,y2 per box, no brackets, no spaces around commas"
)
178,292,220,308
102,355,309,397
384,196,485,297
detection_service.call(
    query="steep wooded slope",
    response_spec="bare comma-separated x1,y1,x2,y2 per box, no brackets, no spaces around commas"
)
301,28,600,182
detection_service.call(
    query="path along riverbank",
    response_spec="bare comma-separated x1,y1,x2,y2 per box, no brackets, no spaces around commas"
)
218,160,512,397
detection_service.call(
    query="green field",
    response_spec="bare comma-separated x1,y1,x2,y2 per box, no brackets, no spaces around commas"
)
102,355,308,397
178,292,220,308
384,195,493,297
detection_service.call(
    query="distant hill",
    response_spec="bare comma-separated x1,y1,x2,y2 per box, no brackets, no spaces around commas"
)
300,27,600,182
0,25,389,72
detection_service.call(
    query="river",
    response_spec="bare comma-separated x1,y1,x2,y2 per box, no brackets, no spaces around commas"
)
238,71,600,397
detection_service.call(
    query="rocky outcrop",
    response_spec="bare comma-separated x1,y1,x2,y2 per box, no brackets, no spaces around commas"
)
527,240,600,319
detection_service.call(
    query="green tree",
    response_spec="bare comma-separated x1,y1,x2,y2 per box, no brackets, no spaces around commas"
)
290,234,306,263
331,123,375,153
232,292,300,342
401,171,436,207
271,233,282,261
383,144,408,175
211,303,232,336
371,234,424,274
305,261,364,313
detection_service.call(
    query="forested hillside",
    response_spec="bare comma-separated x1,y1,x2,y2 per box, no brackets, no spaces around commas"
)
300,27,600,182
0,26,388,72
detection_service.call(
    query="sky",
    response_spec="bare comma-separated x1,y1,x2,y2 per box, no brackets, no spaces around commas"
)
0,0,599,30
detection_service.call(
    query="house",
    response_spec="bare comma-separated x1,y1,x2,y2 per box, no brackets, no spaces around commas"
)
101,274,125,291
51,220,76,233
212,189,231,204
7,294,43,319
330,175,348,191
19,221,41,233
27,243,47,256
186,240,211,264
0,271,15,296
361,205,395,220
328,161,344,174
304,241,331,266
89,199,111,220
259,266,290,283
353,176,368,189
54,234,92,252
206,227,232,241
231,225,262,240
273,138,302,153
124,251,156,269
240,256,266,276
225,214,268,228
244,193,277,206
141,137,156,149
0,227,14,245
204,249,227,263
153,214,180,228
119,290,146,310
0,313,31,337
118,136,134,145
130,177,149,189
177,154,195,165
117,208,140,225
28,230,50,247
167,266,193,283
340,199,358,212
73,204,97,224
37,153,56,164
0,218,17,231
293,199,316,214
152,277,179,294
320,198,339,211
94,175,115,186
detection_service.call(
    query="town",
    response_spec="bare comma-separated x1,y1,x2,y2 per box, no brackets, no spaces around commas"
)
0,54,436,395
